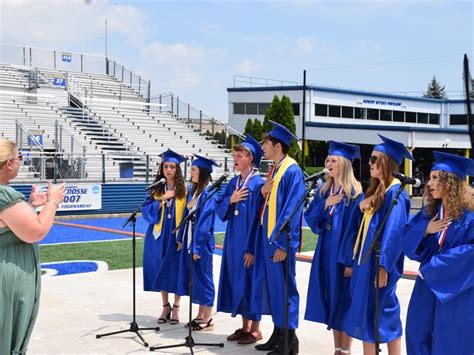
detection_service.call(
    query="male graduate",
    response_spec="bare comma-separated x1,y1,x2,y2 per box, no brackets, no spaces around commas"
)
216,134,265,345
252,120,306,355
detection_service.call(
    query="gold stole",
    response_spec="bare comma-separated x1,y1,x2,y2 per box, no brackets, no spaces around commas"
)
352,178,400,264
153,192,186,238
261,155,297,239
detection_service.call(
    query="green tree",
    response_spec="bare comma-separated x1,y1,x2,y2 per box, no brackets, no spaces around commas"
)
252,118,263,141
423,76,447,99
244,118,254,136
262,95,281,133
280,95,301,160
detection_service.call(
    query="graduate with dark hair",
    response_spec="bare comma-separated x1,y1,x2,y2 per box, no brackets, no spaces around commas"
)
252,121,305,355
304,141,364,355
216,134,265,345
401,151,474,355
142,149,187,325
344,135,412,355
176,154,219,331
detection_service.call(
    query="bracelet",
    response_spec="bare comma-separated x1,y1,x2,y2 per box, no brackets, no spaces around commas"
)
47,200,60,208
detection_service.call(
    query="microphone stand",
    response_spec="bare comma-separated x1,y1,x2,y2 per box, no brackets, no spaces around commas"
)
96,197,160,347
149,185,225,353
272,179,317,354
362,182,407,355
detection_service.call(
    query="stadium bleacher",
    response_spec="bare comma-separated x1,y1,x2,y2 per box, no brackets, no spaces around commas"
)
0,56,235,181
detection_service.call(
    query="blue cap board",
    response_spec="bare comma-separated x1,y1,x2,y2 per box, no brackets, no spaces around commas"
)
373,134,414,165
266,120,299,148
160,149,187,164
192,154,219,173
328,141,360,162
240,134,264,168
431,151,474,179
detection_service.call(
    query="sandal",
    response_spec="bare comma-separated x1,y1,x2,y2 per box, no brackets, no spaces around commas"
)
191,318,214,331
185,318,202,327
170,304,180,325
157,303,171,324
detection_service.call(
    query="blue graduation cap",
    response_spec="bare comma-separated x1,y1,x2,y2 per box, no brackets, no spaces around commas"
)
192,154,220,173
432,151,474,178
328,141,360,162
373,134,414,165
160,149,187,164
241,134,264,168
266,120,299,147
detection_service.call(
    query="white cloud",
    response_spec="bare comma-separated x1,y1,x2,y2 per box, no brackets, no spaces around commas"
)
0,0,149,49
296,36,316,53
140,41,207,65
169,66,201,91
234,58,261,75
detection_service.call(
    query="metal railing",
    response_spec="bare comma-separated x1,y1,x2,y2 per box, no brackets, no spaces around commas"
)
150,93,244,142
15,119,44,152
0,43,150,100
107,59,151,100
234,75,301,88
12,151,237,183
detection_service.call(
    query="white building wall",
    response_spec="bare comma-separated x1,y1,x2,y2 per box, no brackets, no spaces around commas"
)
228,87,471,150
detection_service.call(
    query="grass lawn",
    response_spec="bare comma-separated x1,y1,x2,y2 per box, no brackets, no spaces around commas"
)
39,229,318,271
215,228,318,253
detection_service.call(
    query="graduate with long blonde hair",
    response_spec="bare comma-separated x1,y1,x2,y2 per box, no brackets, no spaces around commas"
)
304,141,364,355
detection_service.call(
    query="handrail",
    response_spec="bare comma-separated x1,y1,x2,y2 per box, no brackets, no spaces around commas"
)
15,119,44,152
150,92,244,139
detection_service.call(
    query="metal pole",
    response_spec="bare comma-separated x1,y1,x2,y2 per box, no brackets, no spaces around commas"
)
23,47,26,66
105,19,108,58
29,47,32,67
199,110,202,132
145,154,150,183
301,69,307,170
54,50,56,69
102,153,106,184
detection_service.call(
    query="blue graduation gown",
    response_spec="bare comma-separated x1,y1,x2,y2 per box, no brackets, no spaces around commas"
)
401,207,474,355
251,163,306,330
216,174,264,321
343,183,410,343
304,187,364,331
176,187,216,307
142,196,180,293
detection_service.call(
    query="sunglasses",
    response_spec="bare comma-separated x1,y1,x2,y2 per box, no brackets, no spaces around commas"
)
369,155,377,164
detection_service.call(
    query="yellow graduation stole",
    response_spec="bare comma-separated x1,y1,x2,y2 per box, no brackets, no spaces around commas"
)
153,191,187,238
261,155,297,239
352,178,400,264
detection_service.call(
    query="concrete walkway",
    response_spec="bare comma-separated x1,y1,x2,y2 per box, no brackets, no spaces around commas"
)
29,254,416,355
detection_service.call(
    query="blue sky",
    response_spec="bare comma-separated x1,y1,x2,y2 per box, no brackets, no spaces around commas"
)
1,0,473,122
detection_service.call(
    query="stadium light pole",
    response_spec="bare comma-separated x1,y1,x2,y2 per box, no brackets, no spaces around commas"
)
301,69,307,170
105,19,108,58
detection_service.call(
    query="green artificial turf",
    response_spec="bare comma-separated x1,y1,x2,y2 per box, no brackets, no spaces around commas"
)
39,229,318,271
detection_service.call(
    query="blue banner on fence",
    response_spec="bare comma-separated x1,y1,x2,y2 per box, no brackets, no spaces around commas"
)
61,52,72,62
53,77,66,87
28,134,43,146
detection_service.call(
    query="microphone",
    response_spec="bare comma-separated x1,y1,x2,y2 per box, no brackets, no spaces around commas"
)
145,178,166,191
392,172,422,188
208,173,229,192
305,168,329,183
